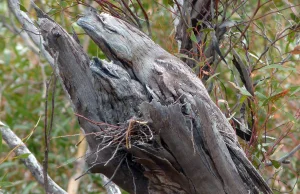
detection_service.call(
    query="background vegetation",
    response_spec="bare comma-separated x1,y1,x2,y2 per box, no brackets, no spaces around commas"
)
0,0,299,193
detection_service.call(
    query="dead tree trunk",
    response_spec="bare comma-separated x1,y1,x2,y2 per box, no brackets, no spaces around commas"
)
37,8,272,194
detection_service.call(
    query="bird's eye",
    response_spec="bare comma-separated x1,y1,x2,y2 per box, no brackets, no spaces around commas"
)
106,26,117,33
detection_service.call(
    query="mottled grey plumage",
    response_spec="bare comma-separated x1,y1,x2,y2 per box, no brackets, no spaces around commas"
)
90,57,120,79
77,11,272,194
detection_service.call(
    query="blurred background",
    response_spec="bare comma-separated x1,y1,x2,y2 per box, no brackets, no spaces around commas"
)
0,0,299,193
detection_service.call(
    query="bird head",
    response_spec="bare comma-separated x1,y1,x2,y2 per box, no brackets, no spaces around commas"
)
77,11,154,64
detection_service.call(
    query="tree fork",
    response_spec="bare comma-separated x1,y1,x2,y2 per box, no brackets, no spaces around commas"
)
37,8,272,194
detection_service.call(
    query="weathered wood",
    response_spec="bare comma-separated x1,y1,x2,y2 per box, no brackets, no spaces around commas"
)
38,8,272,194
37,16,149,194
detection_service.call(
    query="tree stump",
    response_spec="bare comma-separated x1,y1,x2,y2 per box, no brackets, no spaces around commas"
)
37,9,272,194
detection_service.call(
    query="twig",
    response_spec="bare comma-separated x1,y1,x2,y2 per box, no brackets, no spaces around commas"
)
173,0,189,28
67,131,87,194
7,0,54,66
119,0,142,29
136,0,152,37
215,0,268,66
266,144,300,166
48,53,58,137
43,52,58,194
103,154,127,187
125,157,136,194
43,77,50,193
100,174,122,194
104,137,125,166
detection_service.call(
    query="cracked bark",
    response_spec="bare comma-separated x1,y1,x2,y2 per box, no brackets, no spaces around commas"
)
37,8,272,194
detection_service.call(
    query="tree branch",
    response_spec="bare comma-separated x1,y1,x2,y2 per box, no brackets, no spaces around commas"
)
0,122,67,194
266,144,300,166
7,0,54,67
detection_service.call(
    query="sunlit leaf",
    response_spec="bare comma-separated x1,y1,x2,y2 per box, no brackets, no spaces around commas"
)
47,9,58,16
19,4,27,12
254,91,267,99
259,65,296,72
175,53,198,62
0,121,6,126
0,181,13,187
60,1,68,8
200,28,214,33
206,73,220,83
228,81,253,97
273,0,285,7
196,20,203,26
22,182,38,194
290,86,300,96
190,31,197,43
14,153,31,160
163,0,174,6
239,95,247,104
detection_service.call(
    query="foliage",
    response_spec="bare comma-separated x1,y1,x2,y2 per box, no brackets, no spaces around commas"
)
0,0,299,193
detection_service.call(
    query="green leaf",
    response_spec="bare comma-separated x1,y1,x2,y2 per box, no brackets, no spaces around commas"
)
167,0,174,6
14,153,31,159
186,27,193,33
256,20,264,30
258,64,296,72
200,28,214,33
196,20,203,26
23,182,38,194
255,78,267,87
0,39,5,52
47,9,58,16
252,156,261,168
60,1,68,8
239,88,252,97
273,0,284,7
206,73,220,83
190,31,197,43
239,95,247,104
0,181,13,187
270,159,281,169
254,91,267,99
163,0,174,7
19,4,27,12
287,31,295,43
285,42,290,53
290,13,300,23
175,53,198,63
290,86,300,96
228,81,253,97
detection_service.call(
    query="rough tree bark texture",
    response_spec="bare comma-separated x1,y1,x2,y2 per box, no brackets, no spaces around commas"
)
37,8,272,194
173,0,252,140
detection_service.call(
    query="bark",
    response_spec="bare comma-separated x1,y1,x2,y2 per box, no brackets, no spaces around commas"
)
173,0,254,141
36,7,272,194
